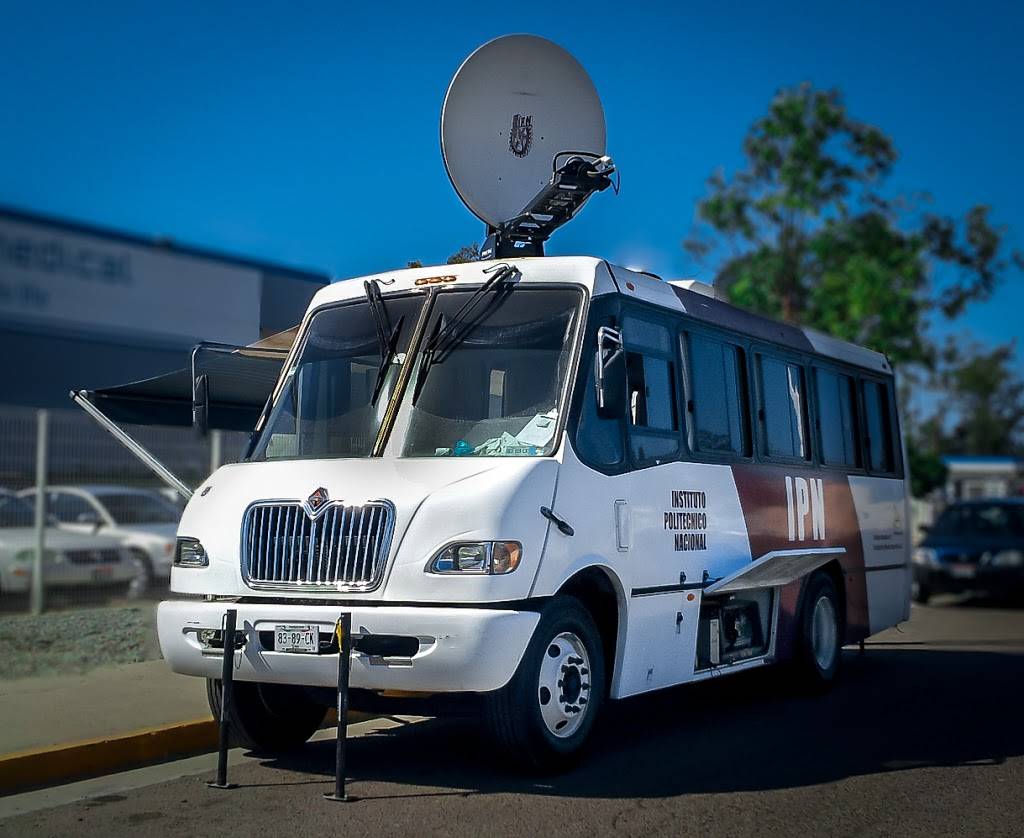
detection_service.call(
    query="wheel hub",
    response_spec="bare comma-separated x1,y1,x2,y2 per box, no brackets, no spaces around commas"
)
538,631,592,738
811,594,838,671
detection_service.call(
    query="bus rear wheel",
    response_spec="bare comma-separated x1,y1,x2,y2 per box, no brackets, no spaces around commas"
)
794,571,843,689
206,678,326,753
483,595,605,772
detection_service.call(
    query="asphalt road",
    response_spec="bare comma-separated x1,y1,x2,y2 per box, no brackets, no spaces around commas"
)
3,597,1023,837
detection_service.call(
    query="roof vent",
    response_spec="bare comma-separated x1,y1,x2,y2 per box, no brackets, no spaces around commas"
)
668,279,716,299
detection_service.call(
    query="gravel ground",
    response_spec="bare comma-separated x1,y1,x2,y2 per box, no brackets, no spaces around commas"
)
0,605,161,679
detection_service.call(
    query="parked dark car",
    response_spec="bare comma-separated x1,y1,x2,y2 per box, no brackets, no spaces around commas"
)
913,498,1024,603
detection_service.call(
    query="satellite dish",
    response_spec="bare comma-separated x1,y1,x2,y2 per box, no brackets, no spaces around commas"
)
441,34,607,229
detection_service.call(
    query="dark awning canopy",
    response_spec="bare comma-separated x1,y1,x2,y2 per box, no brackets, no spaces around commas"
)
77,342,288,432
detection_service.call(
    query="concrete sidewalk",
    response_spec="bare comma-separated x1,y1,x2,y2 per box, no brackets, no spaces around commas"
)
0,660,210,755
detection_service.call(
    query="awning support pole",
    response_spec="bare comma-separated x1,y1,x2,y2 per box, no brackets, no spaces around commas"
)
70,390,193,501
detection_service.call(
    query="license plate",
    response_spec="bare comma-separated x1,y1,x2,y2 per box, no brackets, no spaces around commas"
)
91,567,113,581
275,624,319,653
949,563,976,579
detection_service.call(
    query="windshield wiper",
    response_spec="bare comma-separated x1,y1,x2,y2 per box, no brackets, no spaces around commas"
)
364,279,406,405
411,264,517,404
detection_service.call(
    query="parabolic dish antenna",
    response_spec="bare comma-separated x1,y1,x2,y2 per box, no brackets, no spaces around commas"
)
441,34,607,229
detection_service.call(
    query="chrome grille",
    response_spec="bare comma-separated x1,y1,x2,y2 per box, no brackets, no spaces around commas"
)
66,548,121,565
241,500,394,591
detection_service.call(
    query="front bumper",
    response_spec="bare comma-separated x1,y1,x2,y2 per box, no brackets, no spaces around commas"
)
914,563,1024,595
157,599,540,693
1,562,135,593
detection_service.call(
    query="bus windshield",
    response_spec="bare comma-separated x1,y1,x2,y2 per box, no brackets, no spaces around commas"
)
250,294,423,461
250,285,582,461
402,287,581,457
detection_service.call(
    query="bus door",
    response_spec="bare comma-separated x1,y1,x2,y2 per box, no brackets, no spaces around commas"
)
613,312,706,695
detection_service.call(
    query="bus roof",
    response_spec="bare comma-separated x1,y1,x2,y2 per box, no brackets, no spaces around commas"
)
310,256,892,376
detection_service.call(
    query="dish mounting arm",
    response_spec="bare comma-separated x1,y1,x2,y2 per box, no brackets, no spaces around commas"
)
481,154,616,260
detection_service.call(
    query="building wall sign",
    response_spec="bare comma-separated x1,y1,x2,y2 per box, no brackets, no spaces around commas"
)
0,216,262,346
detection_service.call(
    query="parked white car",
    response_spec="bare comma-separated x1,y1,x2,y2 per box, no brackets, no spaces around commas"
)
18,486,180,586
0,490,136,595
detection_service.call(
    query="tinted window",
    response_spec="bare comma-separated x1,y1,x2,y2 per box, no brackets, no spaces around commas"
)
816,368,859,467
930,503,1024,538
687,334,749,455
624,318,679,465
863,380,895,472
627,354,677,432
576,352,625,467
99,493,180,524
0,494,35,528
622,316,671,353
760,356,809,460
52,493,97,523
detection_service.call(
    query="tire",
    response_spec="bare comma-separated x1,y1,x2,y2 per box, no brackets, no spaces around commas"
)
206,678,327,753
912,579,931,605
483,595,606,772
125,550,153,599
794,571,843,689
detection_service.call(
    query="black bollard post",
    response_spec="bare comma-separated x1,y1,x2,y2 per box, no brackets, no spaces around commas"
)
324,612,354,802
207,608,238,790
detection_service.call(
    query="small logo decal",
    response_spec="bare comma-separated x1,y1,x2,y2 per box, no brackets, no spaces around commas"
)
509,113,533,158
305,487,330,516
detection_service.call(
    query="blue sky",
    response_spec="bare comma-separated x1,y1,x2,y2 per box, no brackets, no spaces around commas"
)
1,1,1020,367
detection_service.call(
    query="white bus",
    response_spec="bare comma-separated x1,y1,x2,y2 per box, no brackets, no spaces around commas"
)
157,255,911,769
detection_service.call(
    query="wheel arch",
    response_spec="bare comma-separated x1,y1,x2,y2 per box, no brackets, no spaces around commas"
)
799,560,847,634
554,564,627,696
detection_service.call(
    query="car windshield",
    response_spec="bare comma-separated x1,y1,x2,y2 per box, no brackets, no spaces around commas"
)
251,294,424,461
0,494,36,528
100,493,180,524
249,285,582,461
401,287,581,457
930,503,1024,539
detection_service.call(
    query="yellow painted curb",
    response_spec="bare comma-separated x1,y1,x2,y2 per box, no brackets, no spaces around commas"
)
0,717,219,796
0,710,370,797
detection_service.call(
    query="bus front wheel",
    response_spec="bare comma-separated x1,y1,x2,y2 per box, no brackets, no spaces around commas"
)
483,595,605,772
206,678,326,753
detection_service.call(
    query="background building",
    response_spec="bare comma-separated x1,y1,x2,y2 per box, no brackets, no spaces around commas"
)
0,205,325,408
0,205,327,490
943,456,1024,500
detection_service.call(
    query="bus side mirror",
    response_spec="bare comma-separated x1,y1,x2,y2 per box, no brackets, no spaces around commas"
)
595,326,625,419
193,373,209,438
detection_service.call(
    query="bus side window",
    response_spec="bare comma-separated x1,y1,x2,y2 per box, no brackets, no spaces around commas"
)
625,351,679,463
815,367,859,467
683,333,750,456
862,379,895,473
620,315,679,465
758,355,810,461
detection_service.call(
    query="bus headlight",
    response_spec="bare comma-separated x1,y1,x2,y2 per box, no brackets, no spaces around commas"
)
428,541,522,575
174,538,208,568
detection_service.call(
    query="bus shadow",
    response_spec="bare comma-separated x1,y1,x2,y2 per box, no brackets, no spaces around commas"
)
261,647,1024,799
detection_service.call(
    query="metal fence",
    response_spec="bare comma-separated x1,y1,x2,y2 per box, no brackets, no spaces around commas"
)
0,404,245,619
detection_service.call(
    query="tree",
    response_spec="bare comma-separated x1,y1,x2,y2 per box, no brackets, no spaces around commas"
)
938,341,1024,456
406,243,481,269
685,83,1022,368
446,242,482,264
